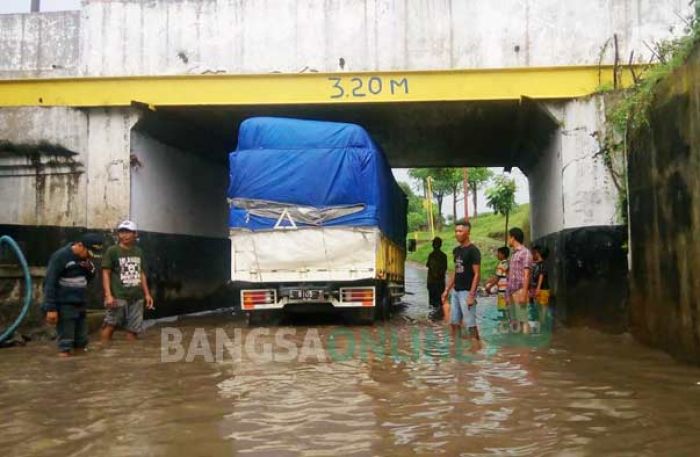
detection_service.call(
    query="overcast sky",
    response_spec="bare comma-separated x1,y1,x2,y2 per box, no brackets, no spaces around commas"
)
0,0,81,14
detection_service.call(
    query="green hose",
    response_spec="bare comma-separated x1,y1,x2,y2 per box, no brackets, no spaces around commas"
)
0,236,32,345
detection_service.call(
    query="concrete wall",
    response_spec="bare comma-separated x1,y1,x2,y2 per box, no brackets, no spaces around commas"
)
130,130,228,238
526,120,563,240
522,97,629,331
627,45,700,363
0,107,87,227
0,0,693,78
0,107,139,327
122,127,231,318
528,97,620,240
0,114,232,324
77,0,692,76
0,11,80,79
559,98,621,229
0,0,689,77
0,107,138,230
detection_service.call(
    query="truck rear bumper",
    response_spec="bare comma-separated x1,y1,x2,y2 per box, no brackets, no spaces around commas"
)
240,285,377,311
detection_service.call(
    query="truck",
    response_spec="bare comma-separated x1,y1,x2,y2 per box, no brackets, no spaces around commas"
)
227,117,407,324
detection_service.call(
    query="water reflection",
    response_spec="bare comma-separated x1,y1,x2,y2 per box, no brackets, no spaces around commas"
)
1,264,700,456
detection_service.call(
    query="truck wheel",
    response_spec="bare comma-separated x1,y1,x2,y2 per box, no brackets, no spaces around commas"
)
247,310,283,326
246,311,270,326
374,286,392,321
245,312,256,327
353,308,375,325
383,288,393,321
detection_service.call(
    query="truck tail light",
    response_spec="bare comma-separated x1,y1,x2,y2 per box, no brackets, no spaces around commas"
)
242,289,276,309
341,287,374,306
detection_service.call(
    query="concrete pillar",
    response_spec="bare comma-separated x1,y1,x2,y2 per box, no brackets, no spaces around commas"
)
525,97,629,331
84,108,139,229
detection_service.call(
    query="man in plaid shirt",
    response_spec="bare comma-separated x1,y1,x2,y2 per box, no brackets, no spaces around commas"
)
506,227,533,332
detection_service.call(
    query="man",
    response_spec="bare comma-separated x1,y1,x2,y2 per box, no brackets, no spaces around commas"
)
506,227,533,332
42,233,103,357
441,220,481,341
426,237,448,318
101,220,154,342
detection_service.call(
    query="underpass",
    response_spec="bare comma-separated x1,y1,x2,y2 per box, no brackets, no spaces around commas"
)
3,0,689,327
1,1,699,453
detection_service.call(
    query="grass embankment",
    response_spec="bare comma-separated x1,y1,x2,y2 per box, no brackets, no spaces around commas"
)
408,204,530,282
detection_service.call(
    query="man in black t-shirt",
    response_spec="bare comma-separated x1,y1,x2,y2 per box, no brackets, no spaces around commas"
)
441,220,481,341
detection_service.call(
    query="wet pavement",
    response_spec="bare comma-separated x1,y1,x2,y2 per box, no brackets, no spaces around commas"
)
2,264,700,456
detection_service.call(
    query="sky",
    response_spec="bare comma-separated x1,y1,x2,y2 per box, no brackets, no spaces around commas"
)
0,0,81,14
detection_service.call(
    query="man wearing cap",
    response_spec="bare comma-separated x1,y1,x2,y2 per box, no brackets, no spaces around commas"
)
42,233,103,357
101,220,154,342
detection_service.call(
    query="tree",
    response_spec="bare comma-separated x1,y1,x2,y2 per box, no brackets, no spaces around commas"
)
407,212,424,232
408,168,462,228
466,167,494,219
442,169,464,224
485,175,517,244
399,181,428,232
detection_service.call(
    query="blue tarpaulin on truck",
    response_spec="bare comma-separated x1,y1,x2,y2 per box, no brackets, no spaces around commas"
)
227,117,407,245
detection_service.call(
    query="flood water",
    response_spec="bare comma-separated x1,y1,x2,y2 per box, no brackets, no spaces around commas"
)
2,264,700,456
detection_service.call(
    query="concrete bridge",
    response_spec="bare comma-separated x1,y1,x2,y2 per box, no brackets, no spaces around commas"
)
0,0,694,325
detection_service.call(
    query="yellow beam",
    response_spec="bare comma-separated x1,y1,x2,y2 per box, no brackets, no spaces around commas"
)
0,65,641,107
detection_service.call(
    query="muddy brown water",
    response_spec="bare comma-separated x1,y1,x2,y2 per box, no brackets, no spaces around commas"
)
2,264,700,456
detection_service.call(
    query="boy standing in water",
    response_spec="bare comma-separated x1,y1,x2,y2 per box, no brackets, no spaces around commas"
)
530,245,551,332
101,220,154,342
485,246,510,321
43,233,103,356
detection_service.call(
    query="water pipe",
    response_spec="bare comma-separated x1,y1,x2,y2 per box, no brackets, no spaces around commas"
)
0,236,32,345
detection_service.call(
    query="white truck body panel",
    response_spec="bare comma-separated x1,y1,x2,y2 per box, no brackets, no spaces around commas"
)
230,226,378,283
